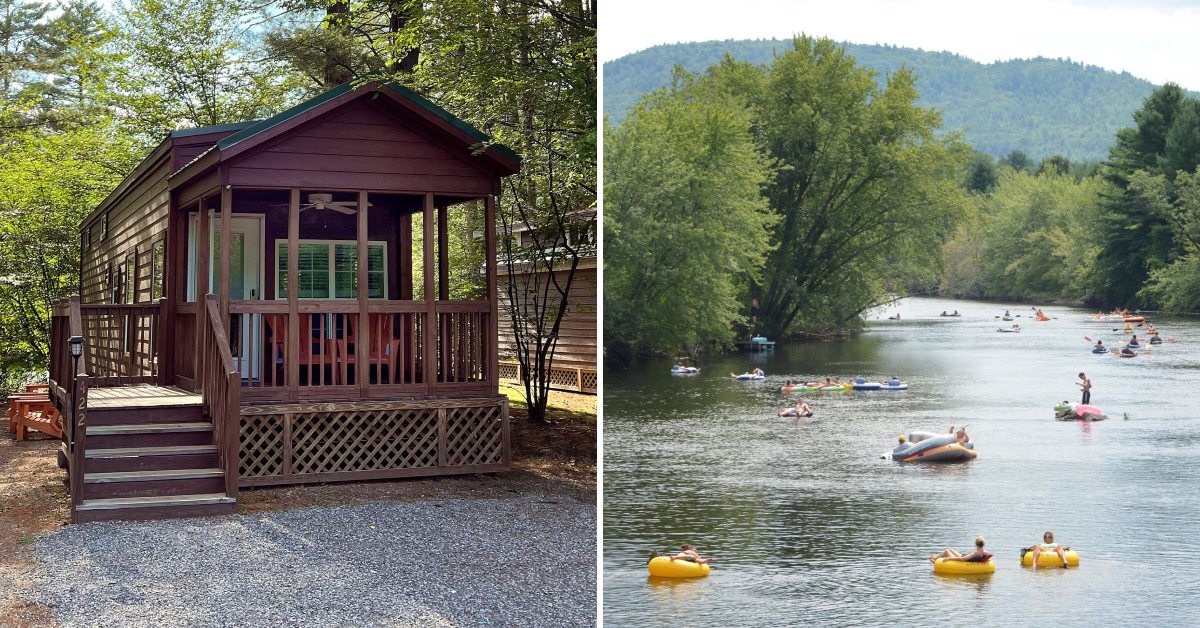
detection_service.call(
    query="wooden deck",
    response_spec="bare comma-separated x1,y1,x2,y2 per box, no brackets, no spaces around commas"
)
88,386,202,409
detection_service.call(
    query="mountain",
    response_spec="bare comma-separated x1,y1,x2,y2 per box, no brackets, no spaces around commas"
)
604,39,1199,161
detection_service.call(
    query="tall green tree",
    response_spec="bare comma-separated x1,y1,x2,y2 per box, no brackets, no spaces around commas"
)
604,71,774,362
710,36,969,337
114,0,299,140
389,0,595,423
1093,84,1200,306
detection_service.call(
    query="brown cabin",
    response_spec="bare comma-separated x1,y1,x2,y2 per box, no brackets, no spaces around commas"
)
47,81,519,522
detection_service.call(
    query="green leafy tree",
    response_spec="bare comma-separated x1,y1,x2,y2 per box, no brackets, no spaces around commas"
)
710,36,969,337
114,0,299,140
604,70,774,362
1093,84,1200,306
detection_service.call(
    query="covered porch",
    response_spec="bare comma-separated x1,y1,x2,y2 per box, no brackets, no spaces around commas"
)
167,187,499,404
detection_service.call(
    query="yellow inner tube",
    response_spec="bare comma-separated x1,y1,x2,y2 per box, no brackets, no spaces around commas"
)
1021,549,1080,567
932,557,995,574
647,556,711,578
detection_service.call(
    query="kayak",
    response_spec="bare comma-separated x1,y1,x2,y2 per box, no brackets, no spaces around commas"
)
933,557,995,575
648,556,710,578
1124,316,1146,323
1020,549,1081,568
1002,316,1013,321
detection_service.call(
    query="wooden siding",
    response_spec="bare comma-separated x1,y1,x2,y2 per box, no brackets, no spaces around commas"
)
226,100,499,195
497,262,597,368
80,156,172,306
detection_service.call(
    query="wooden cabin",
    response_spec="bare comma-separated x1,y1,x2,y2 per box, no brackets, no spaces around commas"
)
496,207,597,394
48,81,519,522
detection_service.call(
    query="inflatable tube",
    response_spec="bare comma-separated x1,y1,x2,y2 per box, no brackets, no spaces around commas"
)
1075,404,1101,417
1119,351,1137,358
880,383,909,391
852,382,882,391
933,557,996,575
997,328,1020,333
893,434,976,462
733,373,765,380
778,408,814,417
782,385,822,392
1054,403,1075,412
820,384,850,391
1020,549,1080,567
1092,348,1107,354
648,556,710,578
671,366,699,375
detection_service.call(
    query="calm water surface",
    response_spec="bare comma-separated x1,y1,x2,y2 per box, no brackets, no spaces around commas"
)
603,297,1200,626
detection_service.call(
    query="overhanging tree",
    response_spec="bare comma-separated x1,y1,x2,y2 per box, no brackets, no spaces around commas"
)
710,36,969,337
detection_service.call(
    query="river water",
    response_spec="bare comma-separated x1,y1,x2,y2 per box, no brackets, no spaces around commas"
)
602,297,1200,626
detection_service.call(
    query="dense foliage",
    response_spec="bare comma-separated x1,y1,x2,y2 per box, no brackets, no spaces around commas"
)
605,39,1200,161
604,37,970,357
604,71,773,362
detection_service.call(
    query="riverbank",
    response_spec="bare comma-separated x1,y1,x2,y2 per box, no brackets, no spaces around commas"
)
0,390,596,627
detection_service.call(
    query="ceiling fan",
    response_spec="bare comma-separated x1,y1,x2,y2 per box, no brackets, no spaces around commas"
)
270,193,370,214
300,193,367,215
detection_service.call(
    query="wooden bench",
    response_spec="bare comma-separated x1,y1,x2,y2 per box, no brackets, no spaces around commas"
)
6,388,62,441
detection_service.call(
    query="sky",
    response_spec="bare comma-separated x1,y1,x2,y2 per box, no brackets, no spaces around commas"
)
600,0,1200,91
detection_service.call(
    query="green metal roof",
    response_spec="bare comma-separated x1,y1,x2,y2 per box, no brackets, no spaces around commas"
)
214,81,520,165
169,121,258,139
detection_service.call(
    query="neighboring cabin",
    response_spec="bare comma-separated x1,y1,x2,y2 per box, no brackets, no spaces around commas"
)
496,207,597,394
49,81,520,522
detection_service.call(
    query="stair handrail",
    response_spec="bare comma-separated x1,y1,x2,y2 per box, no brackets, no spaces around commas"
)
201,294,240,499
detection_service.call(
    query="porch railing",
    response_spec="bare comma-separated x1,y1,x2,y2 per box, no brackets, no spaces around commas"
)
225,299,490,400
77,301,163,386
200,295,240,500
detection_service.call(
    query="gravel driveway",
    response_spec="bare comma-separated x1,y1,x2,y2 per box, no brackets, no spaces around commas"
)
21,494,595,627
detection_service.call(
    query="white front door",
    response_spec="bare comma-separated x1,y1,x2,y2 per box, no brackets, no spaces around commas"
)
187,213,264,380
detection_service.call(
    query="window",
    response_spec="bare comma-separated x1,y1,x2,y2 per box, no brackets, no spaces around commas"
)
276,240,386,299
151,241,165,300
100,214,108,241
82,227,91,252
125,253,135,303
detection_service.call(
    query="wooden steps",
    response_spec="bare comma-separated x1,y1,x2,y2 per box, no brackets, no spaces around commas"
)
72,391,236,523
75,494,236,523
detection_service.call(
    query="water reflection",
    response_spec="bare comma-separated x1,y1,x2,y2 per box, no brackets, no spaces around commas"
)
604,297,1200,626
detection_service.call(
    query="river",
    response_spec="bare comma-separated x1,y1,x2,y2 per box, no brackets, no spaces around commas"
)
602,297,1200,626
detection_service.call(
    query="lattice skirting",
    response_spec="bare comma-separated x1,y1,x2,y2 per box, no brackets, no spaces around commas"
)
498,361,597,394
239,397,509,487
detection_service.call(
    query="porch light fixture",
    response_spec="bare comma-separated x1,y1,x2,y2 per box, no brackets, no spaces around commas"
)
68,335,84,443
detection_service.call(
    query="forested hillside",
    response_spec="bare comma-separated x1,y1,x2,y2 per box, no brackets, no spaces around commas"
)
605,39,1197,160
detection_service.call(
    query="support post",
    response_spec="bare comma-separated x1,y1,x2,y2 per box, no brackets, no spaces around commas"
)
219,186,232,320
288,188,300,400
195,196,210,392
357,190,369,396
485,195,499,389
422,192,436,395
